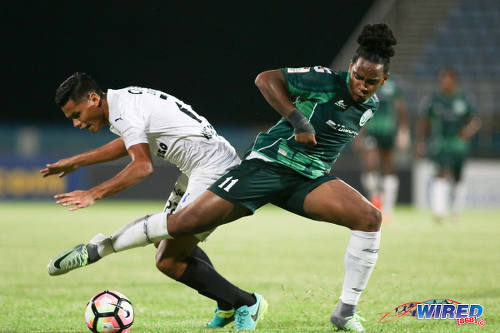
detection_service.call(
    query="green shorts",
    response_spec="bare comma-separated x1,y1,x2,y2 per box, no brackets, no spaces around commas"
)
208,158,337,217
365,134,395,150
430,138,468,176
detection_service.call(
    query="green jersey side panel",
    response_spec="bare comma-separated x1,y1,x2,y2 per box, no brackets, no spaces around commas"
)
365,78,402,136
248,66,379,179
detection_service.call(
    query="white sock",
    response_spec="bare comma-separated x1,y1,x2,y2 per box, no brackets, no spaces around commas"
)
361,172,379,199
430,178,450,218
382,175,399,215
451,181,466,215
96,212,171,258
340,230,381,305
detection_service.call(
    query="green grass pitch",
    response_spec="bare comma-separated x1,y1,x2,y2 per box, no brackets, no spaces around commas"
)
0,201,499,332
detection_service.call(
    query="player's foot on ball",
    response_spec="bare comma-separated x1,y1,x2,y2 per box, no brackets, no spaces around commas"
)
47,243,100,276
330,301,366,332
205,307,235,328
234,293,268,330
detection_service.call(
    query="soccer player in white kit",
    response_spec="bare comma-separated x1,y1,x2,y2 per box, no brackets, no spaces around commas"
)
44,72,260,329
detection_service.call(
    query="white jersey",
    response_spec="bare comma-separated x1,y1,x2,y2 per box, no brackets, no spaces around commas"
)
107,87,239,177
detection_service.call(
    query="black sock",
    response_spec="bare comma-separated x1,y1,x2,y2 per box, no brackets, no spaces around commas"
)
177,251,255,310
338,301,356,317
188,246,233,310
189,246,214,267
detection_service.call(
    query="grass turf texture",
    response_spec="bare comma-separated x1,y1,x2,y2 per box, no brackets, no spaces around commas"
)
0,201,499,332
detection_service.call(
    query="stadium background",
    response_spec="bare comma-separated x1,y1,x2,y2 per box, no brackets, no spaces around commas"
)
2,1,499,206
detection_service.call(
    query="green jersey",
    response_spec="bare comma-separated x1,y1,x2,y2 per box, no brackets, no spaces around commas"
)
424,91,474,140
365,78,402,136
247,66,379,179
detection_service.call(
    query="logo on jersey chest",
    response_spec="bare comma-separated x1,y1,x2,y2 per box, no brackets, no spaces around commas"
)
335,99,349,110
359,109,373,126
325,120,358,137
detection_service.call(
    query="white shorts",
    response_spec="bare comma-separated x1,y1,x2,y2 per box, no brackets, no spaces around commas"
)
163,160,240,241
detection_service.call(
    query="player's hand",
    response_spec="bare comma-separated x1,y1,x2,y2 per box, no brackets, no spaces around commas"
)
295,133,317,148
54,190,96,211
40,158,78,178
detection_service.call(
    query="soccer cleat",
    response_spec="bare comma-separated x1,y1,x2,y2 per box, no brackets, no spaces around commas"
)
204,307,235,328
234,293,268,330
331,312,366,332
48,243,100,276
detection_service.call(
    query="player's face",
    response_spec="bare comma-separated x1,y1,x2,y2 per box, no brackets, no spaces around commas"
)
439,71,457,94
348,58,388,103
61,93,107,133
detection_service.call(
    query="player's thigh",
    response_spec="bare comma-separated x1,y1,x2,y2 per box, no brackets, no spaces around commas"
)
168,190,251,236
303,179,381,231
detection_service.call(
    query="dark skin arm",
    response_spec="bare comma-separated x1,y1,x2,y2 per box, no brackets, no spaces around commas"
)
40,138,128,177
415,115,430,158
395,97,410,150
254,70,317,147
459,116,481,140
53,143,154,210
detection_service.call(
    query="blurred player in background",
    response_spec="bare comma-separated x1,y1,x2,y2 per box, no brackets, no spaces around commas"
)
416,69,481,223
49,23,397,332
357,77,409,222
43,73,263,330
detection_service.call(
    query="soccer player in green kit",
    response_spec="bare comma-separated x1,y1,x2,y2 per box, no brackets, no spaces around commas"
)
357,77,409,222
416,69,481,223
49,23,397,331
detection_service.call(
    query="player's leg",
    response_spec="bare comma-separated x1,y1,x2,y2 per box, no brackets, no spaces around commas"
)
155,235,255,328
379,148,399,222
450,161,466,222
47,192,250,275
430,168,452,223
155,173,256,327
302,179,381,331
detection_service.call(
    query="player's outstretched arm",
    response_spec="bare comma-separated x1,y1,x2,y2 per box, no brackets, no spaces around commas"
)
54,143,153,210
40,138,128,178
255,70,316,147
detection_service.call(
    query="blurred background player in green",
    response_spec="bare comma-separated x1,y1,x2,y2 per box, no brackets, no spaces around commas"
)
416,69,481,223
356,77,409,223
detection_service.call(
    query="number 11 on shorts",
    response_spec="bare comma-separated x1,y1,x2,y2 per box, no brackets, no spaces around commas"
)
218,176,239,192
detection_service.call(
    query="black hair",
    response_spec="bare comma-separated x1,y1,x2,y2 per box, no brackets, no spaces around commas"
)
54,72,104,108
352,23,397,74
439,67,457,78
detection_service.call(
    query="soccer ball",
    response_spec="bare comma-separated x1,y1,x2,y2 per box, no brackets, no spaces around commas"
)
84,290,134,333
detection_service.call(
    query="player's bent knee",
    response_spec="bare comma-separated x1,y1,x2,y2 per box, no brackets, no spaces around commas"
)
354,206,382,231
155,256,183,279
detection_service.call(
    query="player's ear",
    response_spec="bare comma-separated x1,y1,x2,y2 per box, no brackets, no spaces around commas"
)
88,92,100,106
381,73,390,85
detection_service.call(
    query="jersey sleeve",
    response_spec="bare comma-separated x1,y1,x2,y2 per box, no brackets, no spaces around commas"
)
280,66,338,104
109,106,148,150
